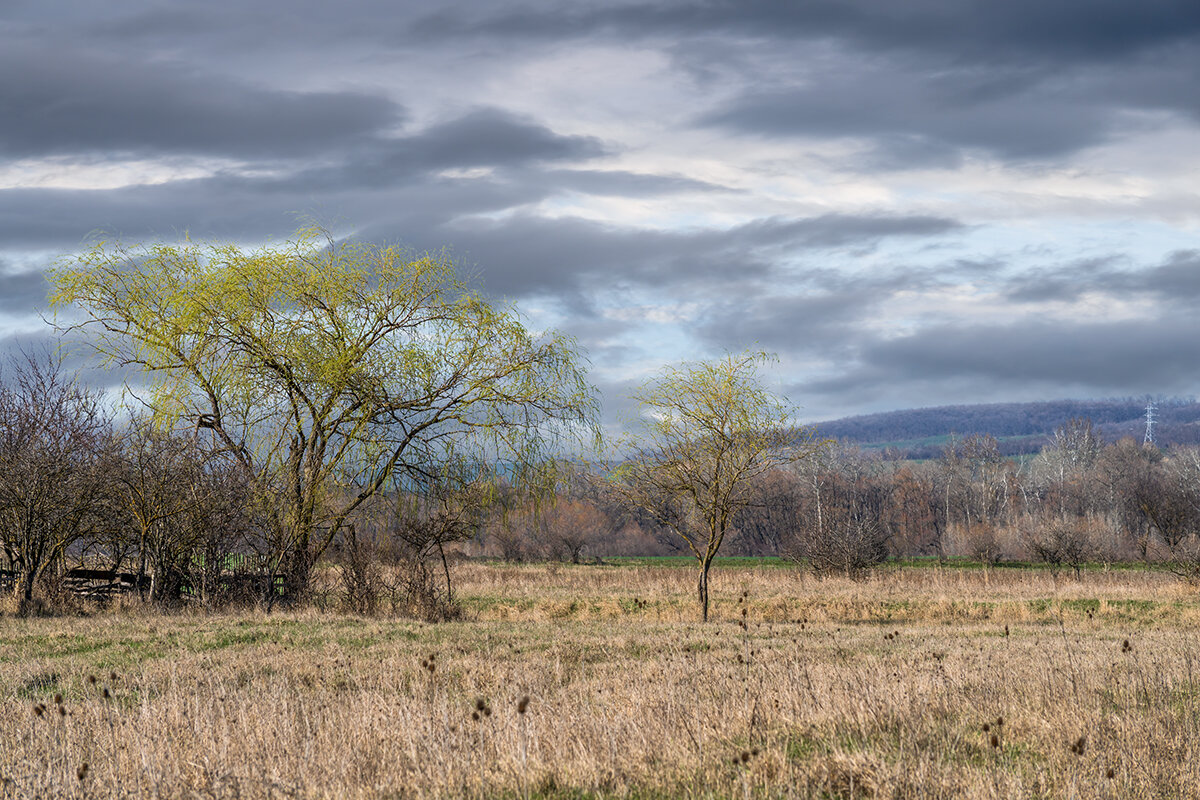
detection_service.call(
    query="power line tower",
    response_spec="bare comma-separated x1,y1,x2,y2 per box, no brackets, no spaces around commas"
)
1143,400,1156,446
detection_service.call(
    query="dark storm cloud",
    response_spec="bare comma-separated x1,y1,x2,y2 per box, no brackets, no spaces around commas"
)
0,106,615,250
809,315,1200,401
0,329,134,396
690,260,947,356
285,110,610,191
410,1,1200,62
409,1,1200,163
9,1,1197,169
0,266,51,315
1004,251,1200,303
46,0,1199,66
0,41,401,159
411,109,608,167
694,292,870,356
373,212,962,300
204,110,610,198
0,173,549,250
538,169,731,197
700,68,1116,161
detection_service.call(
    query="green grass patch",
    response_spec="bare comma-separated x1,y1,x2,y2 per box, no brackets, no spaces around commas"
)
598,556,791,569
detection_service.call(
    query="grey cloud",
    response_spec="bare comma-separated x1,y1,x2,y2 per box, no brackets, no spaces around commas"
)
47,1,1200,67
700,64,1116,161
1004,251,1200,303
379,212,962,300
689,262,955,356
0,329,134,396
0,41,401,159
0,267,51,315
413,109,607,167
252,110,611,193
0,104,620,250
731,215,962,250
856,135,967,172
0,173,549,250
2,151,958,320
831,316,1200,394
538,169,733,197
410,1,1200,65
11,2,1198,173
694,293,869,356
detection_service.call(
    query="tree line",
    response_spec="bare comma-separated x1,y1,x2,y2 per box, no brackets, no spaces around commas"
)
486,422,1200,582
5,228,1199,620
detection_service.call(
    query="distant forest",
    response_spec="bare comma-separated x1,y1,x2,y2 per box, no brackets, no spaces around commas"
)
812,398,1200,459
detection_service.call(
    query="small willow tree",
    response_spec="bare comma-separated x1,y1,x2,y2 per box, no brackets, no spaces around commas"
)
618,351,823,621
51,228,600,599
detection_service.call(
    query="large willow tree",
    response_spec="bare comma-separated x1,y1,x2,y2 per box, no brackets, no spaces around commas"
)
51,228,600,597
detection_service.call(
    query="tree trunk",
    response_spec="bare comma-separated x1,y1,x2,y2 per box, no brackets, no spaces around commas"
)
437,541,454,605
697,560,711,622
19,566,35,603
136,531,148,602
282,548,314,606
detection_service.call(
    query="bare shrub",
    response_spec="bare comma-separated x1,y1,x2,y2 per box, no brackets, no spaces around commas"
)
785,447,889,578
962,523,1003,566
1024,518,1095,577
788,503,889,578
388,496,478,620
487,518,531,563
334,525,384,616
1163,535,1200,584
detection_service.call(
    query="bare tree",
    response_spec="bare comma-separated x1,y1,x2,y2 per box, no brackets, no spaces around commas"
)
0,353,111,611
113,418,257,606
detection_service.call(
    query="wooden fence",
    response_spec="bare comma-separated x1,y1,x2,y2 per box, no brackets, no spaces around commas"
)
0,564,285,603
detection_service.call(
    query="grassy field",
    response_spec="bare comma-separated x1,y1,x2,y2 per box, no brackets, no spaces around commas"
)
3,562,1200,798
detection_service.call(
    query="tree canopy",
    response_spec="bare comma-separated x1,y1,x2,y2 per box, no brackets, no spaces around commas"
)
51,227,600,595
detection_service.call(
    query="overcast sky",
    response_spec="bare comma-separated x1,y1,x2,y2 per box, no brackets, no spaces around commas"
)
3,1,1200,429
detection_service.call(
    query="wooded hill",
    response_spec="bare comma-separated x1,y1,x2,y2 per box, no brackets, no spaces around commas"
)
810,397,1200,459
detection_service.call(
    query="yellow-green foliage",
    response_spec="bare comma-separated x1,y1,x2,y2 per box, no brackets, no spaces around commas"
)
50,228,600,577
617,351,824,619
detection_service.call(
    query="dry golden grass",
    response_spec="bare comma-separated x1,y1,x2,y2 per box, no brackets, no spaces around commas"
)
3,563,1200,798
